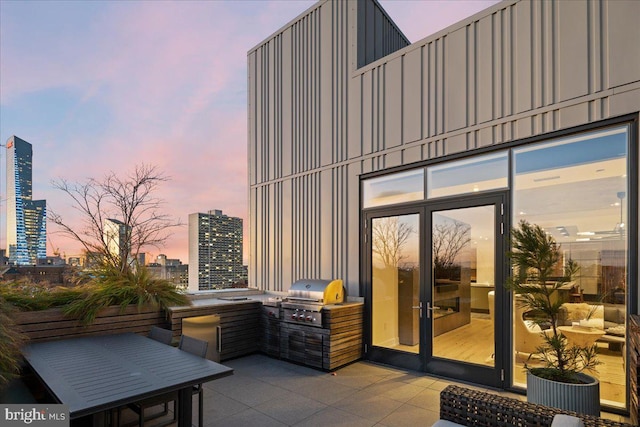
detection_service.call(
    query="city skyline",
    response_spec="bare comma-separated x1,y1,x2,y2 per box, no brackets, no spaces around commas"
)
0,0,500,263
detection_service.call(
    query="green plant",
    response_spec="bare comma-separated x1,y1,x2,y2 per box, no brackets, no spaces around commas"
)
0,280,83,311
507,220,600,384
63,264,190,325
0,297,26,390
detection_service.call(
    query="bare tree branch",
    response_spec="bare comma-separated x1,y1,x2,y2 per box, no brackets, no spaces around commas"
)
433,219,471,272
49,164,183,273
372,217,415,267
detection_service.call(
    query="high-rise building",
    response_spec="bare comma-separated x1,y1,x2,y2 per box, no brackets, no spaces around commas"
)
6,136,46,265
103,218,131,265
188,209,243,291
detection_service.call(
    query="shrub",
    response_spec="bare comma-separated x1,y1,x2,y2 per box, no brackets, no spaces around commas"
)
0,280,82,311
0,297,26,390
63,265,190,325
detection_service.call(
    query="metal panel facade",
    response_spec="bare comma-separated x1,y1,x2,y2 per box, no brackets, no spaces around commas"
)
248,0,640,295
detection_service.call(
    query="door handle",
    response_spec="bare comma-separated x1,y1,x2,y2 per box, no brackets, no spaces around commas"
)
412,301,422,318
426,302,440,319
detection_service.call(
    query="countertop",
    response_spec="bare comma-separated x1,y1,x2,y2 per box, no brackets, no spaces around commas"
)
169,291,362,311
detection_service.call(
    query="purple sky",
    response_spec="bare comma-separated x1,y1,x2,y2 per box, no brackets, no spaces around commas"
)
0,0,499,264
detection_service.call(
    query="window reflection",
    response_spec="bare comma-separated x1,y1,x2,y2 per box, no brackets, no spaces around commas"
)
512,125,629,408
427,151,508,198
371,214,420,353
363,169,424,208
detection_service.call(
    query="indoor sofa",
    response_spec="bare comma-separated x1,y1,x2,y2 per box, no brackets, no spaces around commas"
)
559,303,626,351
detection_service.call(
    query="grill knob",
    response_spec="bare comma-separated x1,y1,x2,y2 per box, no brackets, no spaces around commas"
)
306,315,313,322
291,313,297,320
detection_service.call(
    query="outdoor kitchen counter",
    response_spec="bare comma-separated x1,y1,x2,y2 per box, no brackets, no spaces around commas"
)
280,300,364,371
322,300,364,310
167,297,264,360
167,294,363,367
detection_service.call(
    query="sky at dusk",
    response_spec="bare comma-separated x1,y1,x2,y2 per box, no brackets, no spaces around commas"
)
0,0,499,264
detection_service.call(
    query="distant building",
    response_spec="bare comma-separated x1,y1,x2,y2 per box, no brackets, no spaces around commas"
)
157,254,181,268
188,209,243,291
103,218,131,265
156,254,167,266
37,255,65,266
166,258,181,267
66,254,86,268
147,258,188,290
6,136,46,265
0,265,72,285
168,264,188,290
137,252,146,266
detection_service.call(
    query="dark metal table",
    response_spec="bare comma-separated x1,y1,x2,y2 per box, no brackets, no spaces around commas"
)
22,333,233,426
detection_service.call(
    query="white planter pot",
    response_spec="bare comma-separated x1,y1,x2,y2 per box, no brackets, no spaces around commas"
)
527,371,600,416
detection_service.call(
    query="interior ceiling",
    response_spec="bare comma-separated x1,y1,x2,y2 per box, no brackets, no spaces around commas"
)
435,178,626,244
477,156,625,242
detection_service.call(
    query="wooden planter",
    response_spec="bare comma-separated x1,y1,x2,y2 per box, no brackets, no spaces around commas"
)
13,305,168,343
527,371,600,416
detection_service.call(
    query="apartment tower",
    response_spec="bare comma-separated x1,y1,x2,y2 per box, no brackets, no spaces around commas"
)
6,136,46,265
188,209,243,291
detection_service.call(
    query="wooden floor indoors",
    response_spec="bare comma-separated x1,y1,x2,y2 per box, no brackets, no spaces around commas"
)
391,314,627,409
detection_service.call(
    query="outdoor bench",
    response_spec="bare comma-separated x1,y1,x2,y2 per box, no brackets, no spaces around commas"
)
435,385,633,427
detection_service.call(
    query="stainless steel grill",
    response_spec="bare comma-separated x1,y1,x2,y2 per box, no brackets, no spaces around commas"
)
282,279,344,328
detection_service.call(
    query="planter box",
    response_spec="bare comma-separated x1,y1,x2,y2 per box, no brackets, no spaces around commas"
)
13,305,168,342
527,371,600,416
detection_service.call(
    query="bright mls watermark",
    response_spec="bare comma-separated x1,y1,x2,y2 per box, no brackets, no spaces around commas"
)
1,405,68,426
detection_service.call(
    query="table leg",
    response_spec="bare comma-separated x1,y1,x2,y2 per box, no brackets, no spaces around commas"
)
176,387,192,427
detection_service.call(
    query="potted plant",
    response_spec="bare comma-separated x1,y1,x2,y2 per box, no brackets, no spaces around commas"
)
507,220,601,415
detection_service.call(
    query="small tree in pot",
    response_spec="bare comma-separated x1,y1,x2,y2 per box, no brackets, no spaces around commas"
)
507,220,601,414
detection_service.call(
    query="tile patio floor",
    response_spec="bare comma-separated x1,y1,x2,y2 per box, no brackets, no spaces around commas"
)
129,353,631,427
185,354,518,427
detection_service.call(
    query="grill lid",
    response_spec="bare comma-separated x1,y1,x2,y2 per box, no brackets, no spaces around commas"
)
287,279,344,305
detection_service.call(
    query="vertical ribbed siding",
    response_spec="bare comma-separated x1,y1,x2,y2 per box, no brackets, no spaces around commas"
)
352,0,640,165
247,0,410,293
357,0,410,68
248,0,640,293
